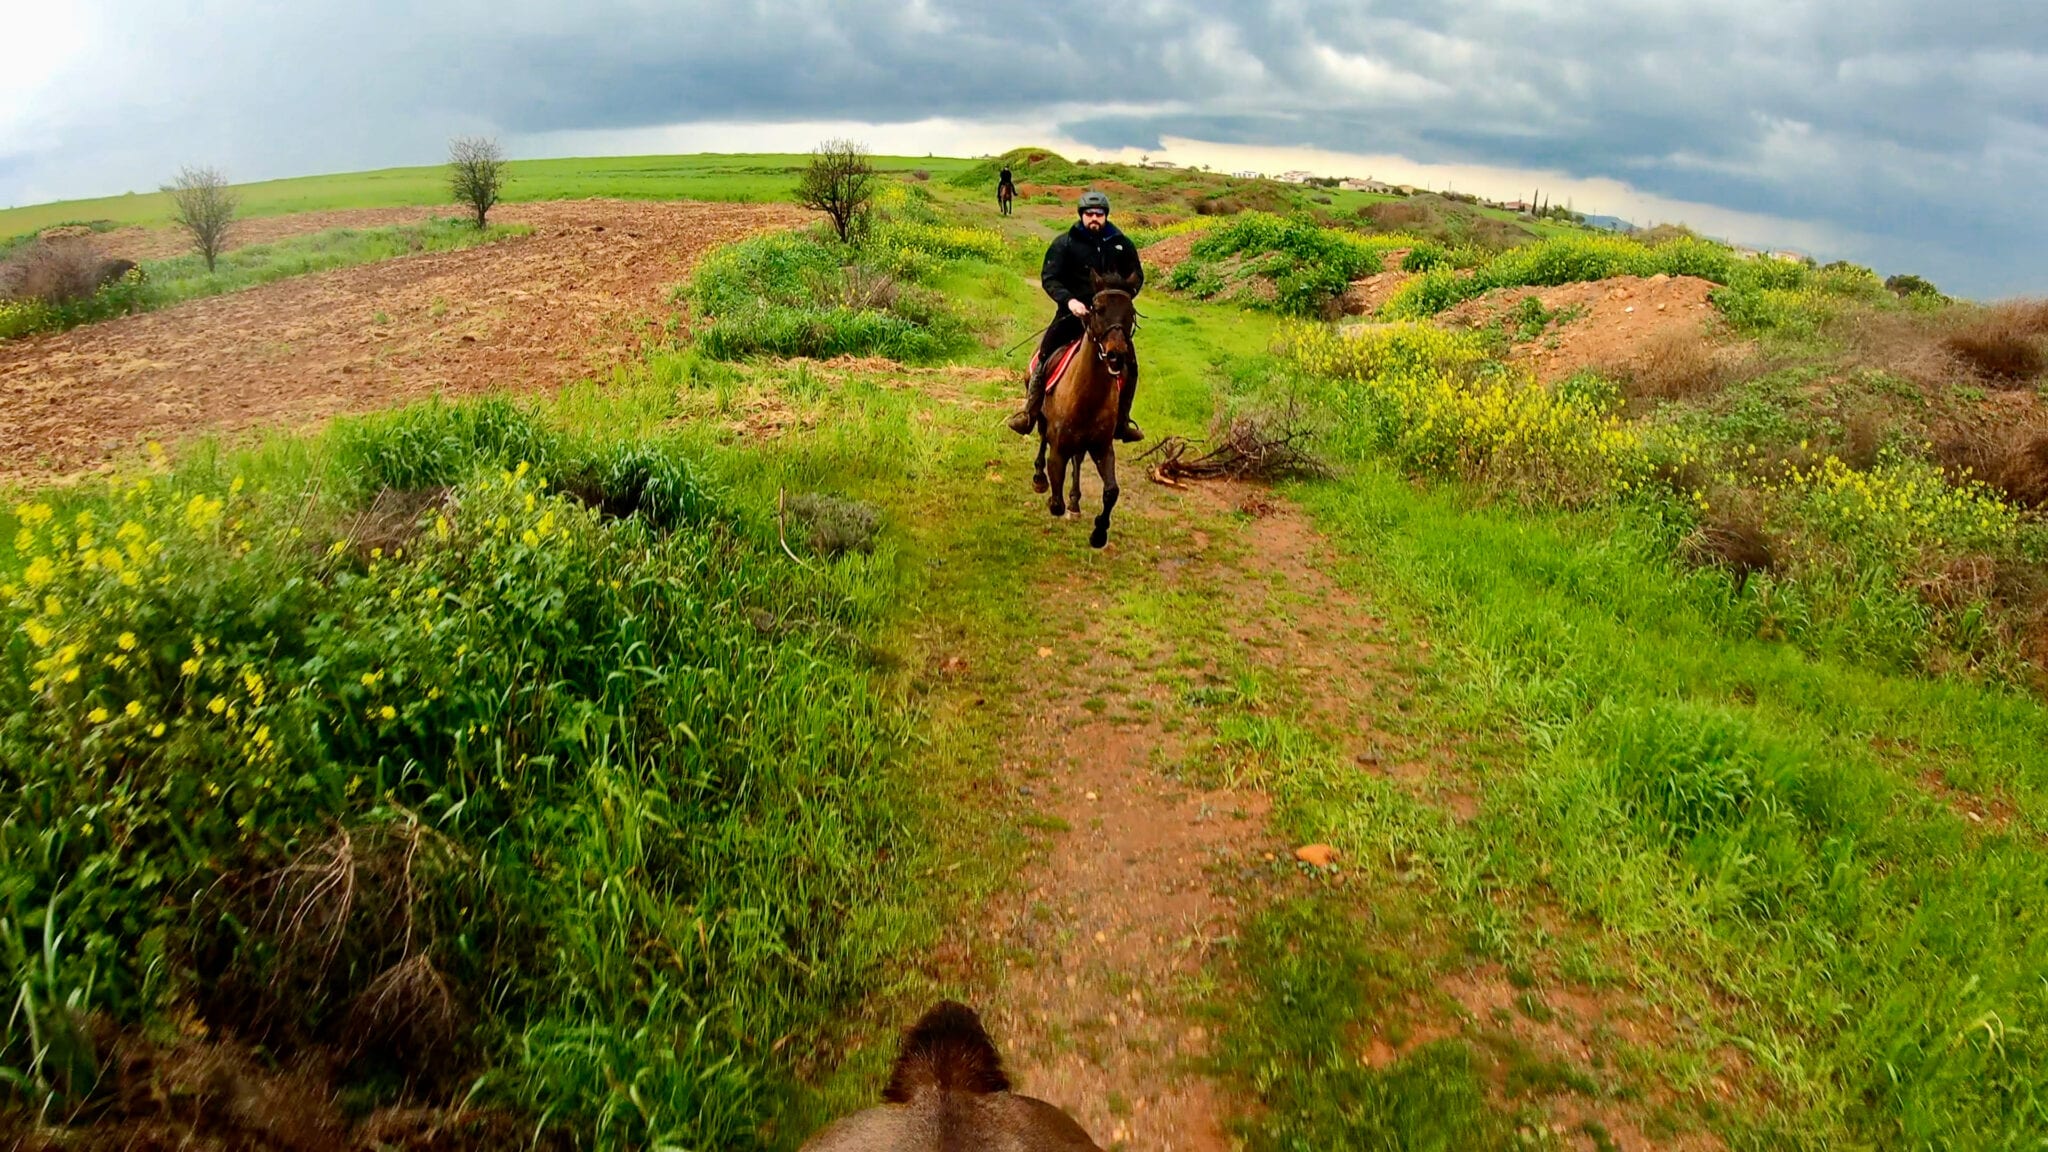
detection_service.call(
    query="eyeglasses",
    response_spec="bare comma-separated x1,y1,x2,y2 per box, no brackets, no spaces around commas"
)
1081,210,1107,219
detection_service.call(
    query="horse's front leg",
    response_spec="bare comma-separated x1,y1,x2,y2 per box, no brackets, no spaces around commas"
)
1033,436,1049,494
1045,444,1067,518
1090,444,1120,549
1067,454,1084,518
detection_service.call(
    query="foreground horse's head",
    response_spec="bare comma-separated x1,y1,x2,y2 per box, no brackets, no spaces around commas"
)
800,1001,1103,1150
1087,271,1138,380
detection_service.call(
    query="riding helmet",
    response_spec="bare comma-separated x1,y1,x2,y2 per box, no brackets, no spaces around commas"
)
1077,190,1111,214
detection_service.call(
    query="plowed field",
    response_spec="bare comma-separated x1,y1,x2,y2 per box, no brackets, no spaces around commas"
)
1,199,810,480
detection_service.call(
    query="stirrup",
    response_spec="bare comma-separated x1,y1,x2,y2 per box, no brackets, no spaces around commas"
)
1116,422,1144,443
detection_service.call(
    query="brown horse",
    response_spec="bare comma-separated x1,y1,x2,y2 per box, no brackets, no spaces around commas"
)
998,180,1017,216
1034,272,1135,549
799,1001,1103,1151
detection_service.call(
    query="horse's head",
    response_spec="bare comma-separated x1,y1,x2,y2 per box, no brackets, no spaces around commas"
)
1087,271,1138,380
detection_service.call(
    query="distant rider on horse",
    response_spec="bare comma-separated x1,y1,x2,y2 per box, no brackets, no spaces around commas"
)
998,165,1017,199
1007,190,1145,442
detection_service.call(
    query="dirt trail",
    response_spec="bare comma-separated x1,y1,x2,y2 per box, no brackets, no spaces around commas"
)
946,468,1723,1150
0,199,810,481
970,479,1403,1150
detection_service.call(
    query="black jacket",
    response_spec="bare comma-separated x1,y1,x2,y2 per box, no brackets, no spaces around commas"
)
1040,221,1144,310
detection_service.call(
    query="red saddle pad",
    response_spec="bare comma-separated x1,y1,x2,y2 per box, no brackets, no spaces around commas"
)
1030,339,1086,395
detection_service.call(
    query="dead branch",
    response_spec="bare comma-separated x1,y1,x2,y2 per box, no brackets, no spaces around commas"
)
1137,399,1329,484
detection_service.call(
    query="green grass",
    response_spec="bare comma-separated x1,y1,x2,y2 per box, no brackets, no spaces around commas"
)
1281,464,2048,1147
1219,896,1530,1152
0,153,977,238
1,217,523,340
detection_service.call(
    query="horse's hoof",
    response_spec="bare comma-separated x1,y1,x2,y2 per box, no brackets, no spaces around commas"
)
1049,504,1065,518
1090,527,1109,549
1033,476,1049,494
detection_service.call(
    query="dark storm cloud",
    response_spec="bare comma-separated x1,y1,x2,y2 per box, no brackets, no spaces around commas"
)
6,1,2043,293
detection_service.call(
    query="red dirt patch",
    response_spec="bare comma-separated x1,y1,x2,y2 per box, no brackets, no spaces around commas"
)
0,199,812,482
1335,250,1414,316
1439,275,1725,382
1139,230,1202,275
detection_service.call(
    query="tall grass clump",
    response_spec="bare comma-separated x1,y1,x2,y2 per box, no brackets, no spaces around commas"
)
1168,212,1418,316
0,399,913,1147
686,223,991,362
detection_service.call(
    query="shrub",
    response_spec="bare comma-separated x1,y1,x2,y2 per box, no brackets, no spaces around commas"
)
799,140,879,244
1401,243,1451,273
1885,274,1943,301
787,493,883,557
448,136,506,228
163,166,237,272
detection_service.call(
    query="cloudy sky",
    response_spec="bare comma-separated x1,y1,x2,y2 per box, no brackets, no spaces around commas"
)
4,1,2042,296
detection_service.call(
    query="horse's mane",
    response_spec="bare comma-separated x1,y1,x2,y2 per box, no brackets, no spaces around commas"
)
882,1001,1010,1103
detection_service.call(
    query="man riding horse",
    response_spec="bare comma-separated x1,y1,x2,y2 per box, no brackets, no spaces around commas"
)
1007,190,1144,443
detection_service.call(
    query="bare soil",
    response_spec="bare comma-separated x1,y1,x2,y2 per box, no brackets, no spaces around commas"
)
1438,274,1725,382
1138,232,1202,275
0,199,811,481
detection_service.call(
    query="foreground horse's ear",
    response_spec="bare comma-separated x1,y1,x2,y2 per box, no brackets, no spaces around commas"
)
1090,270,1108,293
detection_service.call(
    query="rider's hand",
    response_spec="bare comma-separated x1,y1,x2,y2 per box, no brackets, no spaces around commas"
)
1068,298,1089,318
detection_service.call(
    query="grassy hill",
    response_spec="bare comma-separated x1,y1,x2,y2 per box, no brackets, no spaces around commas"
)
3,147,2046,1150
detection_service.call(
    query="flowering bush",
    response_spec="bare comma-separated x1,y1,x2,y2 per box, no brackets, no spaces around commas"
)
1,416,907,1146
1283,322,1648,500
1281,319,2044,676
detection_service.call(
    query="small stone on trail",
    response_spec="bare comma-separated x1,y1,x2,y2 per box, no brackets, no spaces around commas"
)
1095,931,1107,943
1037,647,1054,659
1295,843,1339,867
1085,790,1098,801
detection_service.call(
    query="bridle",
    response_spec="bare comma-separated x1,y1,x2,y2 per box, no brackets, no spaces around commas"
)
1089,290,1137,378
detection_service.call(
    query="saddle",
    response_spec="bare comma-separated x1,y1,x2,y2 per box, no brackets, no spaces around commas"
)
1030,339,1086,396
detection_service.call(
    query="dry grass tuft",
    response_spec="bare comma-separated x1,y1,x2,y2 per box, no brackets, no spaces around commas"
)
1615,329,1741,404
333,486,454,563
1932,420,2048,509
1683,503,1777,590
0,238,126,305
1915,554,2000,611
1833,299,2048,390
1943,300,2048,385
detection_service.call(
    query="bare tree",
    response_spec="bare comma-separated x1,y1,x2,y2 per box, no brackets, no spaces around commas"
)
797,139,878,244
164,167,238,272
448,136,506,229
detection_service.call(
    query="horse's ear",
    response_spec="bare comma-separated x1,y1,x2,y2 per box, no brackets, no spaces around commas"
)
1090,269,1109,293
